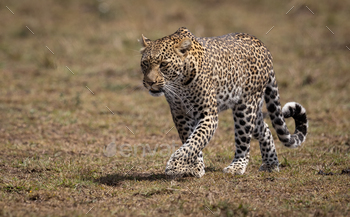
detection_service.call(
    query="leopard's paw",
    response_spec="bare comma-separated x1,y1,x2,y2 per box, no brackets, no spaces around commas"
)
223,157,249,175
165,149,205,178
259,162,280,172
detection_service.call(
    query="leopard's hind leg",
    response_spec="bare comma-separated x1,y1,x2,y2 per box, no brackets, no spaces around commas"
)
223,95,261,175
253,99,279,172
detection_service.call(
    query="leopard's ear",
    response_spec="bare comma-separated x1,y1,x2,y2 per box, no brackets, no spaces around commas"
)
139,34,151,53
174,38,192,57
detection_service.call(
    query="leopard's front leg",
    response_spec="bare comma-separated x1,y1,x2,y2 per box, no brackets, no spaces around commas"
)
165,112,218,178
167,112,205,177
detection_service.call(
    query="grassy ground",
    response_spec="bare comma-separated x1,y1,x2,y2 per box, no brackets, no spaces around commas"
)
0,0,349,216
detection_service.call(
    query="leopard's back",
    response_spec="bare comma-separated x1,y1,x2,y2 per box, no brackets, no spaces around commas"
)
196,33,273,112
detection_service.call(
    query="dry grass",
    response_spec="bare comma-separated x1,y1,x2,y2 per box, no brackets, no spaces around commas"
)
0,0,349,216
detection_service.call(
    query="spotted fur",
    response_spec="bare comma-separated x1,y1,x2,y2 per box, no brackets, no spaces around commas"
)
140,27,308,178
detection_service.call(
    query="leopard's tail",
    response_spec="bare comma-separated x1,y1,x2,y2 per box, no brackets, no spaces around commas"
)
264,73,308,148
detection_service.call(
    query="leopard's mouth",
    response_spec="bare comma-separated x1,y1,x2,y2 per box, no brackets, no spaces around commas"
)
148,87,164,97
149,88,162,94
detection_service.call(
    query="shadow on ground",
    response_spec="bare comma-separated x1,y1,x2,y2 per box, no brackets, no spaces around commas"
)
92,172,190,186
92,165,225,186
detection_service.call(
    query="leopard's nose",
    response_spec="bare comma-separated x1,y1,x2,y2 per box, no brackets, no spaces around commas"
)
146,81,156,86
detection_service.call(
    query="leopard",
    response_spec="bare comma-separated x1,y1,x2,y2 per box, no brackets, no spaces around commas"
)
139,27,308,178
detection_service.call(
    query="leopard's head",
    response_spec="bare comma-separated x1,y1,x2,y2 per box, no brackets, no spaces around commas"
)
140,27,199,97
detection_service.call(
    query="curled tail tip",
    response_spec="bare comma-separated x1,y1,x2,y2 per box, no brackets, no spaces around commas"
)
281,102,308,147
282,102,307,119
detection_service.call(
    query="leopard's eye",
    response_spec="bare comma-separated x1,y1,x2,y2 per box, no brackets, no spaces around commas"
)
160,62,168,68
141,60,149,67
